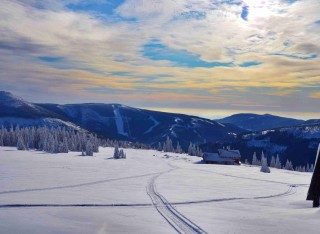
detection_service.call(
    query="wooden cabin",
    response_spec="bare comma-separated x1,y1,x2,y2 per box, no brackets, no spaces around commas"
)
203,149,241,165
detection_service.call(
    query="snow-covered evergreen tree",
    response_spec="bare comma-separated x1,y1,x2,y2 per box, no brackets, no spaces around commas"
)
188,142,195,155
57,136,69,153
275,154,282,169
307,164,314,172
187,142,202,156
16,135,26,150
260,154,271,173
176,142,183,154
113,146,126,159
270,155,276,168
0,126,102,155
113,145,120,159
284,159,294,171
252,152,257,165
119,149,126,159
85,141,93,156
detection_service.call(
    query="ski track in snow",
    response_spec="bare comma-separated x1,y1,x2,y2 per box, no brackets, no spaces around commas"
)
0,163,300,211
144,116,160,134
146,168,208,234
0,185,297,209
112,105,128,136
0,172,163,195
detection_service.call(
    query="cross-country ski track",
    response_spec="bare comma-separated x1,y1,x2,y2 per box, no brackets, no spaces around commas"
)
0,147,316,234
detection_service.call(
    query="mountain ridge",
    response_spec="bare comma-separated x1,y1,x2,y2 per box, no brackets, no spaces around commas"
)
216,113,306,131
0,91,243,148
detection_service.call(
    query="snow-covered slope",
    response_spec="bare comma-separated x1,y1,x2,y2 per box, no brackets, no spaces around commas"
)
0,91,243,147
0,146,318,234
230,123,320,167
0,91,81,130
0,117,81,130
38,104,243,148
0,91,62,119
217,113,305,131
112,104,128,137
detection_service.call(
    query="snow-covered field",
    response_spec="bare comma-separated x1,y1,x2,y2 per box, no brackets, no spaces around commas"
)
0,147,318,234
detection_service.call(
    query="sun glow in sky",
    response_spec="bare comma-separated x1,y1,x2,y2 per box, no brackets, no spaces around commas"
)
0,0,319,119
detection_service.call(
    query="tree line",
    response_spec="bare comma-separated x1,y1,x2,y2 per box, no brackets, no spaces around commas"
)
247,151,314,173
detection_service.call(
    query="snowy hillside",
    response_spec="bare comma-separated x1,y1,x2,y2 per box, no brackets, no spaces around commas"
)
0,91,243,148
0,91,62,119
230,123,320,167
217,113,305,131
0,146,318,234
39,103,244,147
0,91,81,130
0,117,81,130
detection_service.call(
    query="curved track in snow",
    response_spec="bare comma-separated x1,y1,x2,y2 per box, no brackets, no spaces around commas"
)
0,161,300,212
0,185,297,209
0,171,162,195
146,170,208,234
181,165,309,187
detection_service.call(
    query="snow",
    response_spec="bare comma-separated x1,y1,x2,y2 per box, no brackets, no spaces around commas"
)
246,138,287,154
261,130,275,135
144,116,160,134
169,124,178,138
80,108,112,126
0,117,80,130
216,122,225,127
0,146,319,234
281,125,320,139
112,105,128,137
0,91,31,108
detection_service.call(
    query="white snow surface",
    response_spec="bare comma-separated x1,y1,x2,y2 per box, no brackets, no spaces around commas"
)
0,146,318,234
112,105,128,136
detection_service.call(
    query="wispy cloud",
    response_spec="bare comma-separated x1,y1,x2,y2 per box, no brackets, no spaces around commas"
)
0,0,319,117
310,92,320,99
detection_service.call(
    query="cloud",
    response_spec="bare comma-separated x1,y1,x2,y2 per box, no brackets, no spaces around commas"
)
0,0,319,116
309,92,320,99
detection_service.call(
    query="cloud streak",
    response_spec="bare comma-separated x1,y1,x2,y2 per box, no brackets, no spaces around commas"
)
0,0,319,117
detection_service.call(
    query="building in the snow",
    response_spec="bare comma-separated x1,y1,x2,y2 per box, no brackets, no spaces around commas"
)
202,149,241,165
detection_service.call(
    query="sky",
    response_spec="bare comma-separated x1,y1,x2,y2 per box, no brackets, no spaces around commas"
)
0,0,320,120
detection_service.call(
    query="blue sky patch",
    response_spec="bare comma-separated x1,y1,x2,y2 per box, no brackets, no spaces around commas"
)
220,0,242,6
38,56,63,63
142,42,233,68
85,87,133,95
66,0,126,16
176,11,206,20
283,0,298,4
273,53,317,60
241,6,249,21
111,71,132,76
239,61,262,67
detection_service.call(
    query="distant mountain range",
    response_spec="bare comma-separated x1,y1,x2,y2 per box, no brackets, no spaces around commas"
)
202,121,320,167
215,114,320,166
0,91,242,148
216,113,305,131
1,90,319,166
